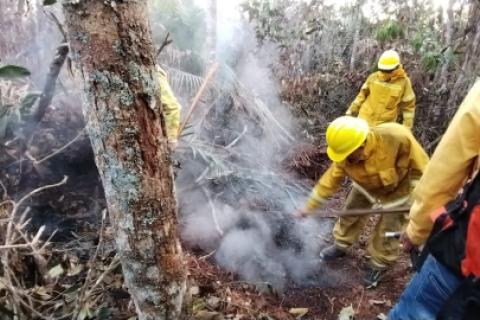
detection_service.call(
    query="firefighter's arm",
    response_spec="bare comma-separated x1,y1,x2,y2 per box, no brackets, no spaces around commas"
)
303,163,346,214
157,67,182,143
346,77,370,116
399,78,416,129
406,80,480,246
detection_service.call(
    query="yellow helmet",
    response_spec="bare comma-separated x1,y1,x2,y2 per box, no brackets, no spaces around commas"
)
326,116,369,162
378,50,400,71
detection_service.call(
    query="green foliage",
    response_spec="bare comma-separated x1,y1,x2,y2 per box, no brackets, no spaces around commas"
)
150,0,206,53
410,33,423,52
0,103,20,140
240,0,287,41
43,0,56,5
442,47,456,66
421,51,442,72
20,92,41,115
0,65,31,79
375,20,404,43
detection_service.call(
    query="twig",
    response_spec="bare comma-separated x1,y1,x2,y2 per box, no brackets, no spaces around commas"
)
201,186,224,237
425,134,443,152
356,287,365,314
29,128,85,165
178,62,219,135
44,10,67,42
14,176,68,212
199,250,216,260
0,178,8,198
156,32,172,57
225,125,248,149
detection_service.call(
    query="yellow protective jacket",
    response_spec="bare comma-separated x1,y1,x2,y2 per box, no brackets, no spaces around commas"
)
347,66,416,129
157,66,182,141
305,123,429,212
406,79,480,246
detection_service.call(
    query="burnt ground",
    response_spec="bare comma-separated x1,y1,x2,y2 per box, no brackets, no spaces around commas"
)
186,146,412,320
187,229,412,320
0,106,411,319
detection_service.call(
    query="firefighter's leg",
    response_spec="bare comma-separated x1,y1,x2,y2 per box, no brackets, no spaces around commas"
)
368,211,408,268
332,187,372,249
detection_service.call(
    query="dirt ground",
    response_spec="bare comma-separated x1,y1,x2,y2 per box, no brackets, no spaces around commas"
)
188,246,412,320
188,229,413,320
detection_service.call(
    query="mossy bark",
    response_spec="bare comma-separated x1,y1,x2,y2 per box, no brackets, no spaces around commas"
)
62,1,186,319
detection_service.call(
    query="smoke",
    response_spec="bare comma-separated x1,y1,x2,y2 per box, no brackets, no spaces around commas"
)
162,1,341,291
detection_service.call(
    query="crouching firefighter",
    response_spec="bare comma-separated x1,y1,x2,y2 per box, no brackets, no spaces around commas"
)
389,79,480,320
295,116,429,288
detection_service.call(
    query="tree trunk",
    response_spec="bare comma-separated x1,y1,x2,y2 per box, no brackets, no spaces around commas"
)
438,0,454,89
448,0,480,109
62,1,186,319
349,3,362,72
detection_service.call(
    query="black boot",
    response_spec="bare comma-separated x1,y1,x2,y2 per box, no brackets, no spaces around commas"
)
363,265,387,288
319,244,346,261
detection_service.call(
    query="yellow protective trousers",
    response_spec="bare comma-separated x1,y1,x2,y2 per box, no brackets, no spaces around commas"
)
332,187,408,268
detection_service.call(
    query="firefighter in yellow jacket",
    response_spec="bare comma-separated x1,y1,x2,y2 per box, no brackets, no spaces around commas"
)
346,50,416,129
296,116,429,287
388,77,480,320
157,66,182,149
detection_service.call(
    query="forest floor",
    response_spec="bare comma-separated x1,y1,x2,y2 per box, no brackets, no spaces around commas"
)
188,231,412,320
0,105,412,319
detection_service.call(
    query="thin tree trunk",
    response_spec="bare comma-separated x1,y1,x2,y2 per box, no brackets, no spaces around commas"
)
439,0,454,89
62,1,186,319
448,0,480,109
349,4,362,72
24,43,69,146
206,0,217,63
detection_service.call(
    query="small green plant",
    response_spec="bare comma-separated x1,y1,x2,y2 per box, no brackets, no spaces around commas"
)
375,20,404,43
421,51,442,72
410,33,423,52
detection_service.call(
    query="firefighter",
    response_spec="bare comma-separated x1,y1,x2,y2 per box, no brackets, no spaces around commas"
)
157,66,182,150
347,50,416,129
295,116,429,287
389,80,480,320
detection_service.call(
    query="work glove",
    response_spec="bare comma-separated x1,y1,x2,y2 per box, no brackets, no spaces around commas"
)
167,139,178,152
294,193,328,218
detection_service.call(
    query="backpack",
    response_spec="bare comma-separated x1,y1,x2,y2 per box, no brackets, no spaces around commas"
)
417,172,480,320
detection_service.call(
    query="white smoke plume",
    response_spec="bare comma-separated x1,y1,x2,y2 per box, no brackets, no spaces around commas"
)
156,1,340,291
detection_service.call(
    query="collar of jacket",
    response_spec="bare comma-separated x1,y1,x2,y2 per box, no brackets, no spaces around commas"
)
378,65,406,82
357,131,377,161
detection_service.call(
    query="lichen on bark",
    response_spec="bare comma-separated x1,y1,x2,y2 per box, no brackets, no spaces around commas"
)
63,0,187,319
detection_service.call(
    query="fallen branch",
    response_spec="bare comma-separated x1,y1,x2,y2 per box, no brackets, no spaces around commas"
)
178,62,219,135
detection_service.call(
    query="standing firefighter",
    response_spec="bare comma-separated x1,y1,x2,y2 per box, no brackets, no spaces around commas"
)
157,66,182,149
347,50,416,129
389,80,480,320
296,116,429,287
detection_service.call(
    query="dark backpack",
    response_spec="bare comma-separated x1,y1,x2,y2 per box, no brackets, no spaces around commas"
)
417,173,480,320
